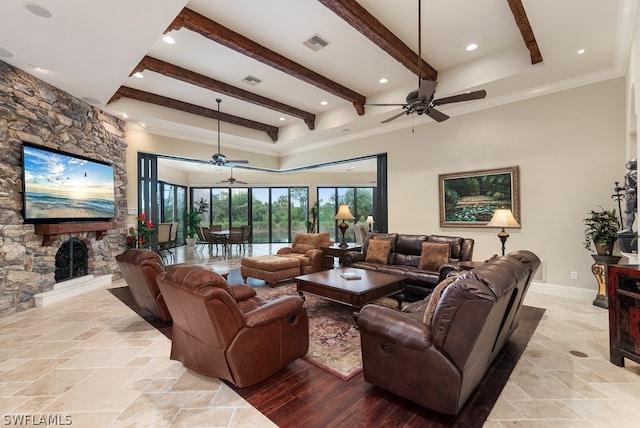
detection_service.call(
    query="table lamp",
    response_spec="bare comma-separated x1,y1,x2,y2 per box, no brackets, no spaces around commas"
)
335,204,355,248
365,215,375,232
487,208,520,256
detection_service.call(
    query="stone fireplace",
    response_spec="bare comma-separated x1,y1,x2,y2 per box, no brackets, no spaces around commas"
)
0,61,128,317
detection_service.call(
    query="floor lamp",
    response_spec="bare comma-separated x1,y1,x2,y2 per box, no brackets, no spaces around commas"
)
335,204,355,248
487,208,520,256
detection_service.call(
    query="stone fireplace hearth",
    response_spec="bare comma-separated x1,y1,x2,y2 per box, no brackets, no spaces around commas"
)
33,234,113,307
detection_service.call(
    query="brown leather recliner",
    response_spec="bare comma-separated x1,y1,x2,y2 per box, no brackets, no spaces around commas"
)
115,249,172,321
156,264,309,387
357,250,540,415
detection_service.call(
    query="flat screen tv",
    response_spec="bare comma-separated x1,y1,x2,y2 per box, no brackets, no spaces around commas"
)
21,142,116,223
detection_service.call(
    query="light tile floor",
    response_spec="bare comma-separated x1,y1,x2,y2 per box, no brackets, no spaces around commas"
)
0,244,639,427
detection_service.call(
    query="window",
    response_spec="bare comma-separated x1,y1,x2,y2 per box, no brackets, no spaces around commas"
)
317,186,376,242
191,186,309,243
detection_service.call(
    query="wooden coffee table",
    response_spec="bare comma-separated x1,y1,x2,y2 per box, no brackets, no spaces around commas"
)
294,267,404,310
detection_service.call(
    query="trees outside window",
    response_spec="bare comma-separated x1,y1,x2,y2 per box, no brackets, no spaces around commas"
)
317,186,375,242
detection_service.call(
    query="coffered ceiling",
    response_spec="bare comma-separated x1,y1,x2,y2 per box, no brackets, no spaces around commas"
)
0,0,636,165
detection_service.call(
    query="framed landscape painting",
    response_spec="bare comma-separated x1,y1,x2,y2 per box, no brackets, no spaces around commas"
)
439,166,520,228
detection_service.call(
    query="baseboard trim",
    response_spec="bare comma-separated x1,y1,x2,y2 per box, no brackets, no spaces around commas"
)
34,274,113,307
529,281,593,301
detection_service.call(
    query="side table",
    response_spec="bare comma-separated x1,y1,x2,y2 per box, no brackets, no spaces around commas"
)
321,244,362,269
591,254,621,308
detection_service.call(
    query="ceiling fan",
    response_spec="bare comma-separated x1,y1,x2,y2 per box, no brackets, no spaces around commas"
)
367,0,487,123
210,98,249,166
217,167,247,185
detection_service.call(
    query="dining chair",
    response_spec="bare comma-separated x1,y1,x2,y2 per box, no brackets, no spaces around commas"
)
227,226,245,254
156,222,173,261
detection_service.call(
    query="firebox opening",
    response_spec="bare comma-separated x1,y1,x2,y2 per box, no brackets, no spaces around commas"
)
55,238,88,282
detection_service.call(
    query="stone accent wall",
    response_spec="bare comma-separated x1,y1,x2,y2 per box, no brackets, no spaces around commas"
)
0,61,128,317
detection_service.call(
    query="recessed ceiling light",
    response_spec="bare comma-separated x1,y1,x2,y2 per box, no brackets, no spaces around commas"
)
133,72,144,78
24,3,53,18
0,47,16,58
122,113,128,119
320,100,328,106
466,43,478,51
162,35,175,44
279,117,285,121
379,78,388,84
140,123,146,128
577,48,586,55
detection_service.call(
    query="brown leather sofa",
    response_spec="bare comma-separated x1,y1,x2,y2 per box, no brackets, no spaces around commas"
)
156,264,309,387
357,250,540,415
343,233,475,299
115,249,172,321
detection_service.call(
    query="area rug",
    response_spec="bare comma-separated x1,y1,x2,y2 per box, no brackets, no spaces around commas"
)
252,282,363,381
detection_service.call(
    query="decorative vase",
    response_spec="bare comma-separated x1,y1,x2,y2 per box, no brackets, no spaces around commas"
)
595,242,615,256
185,237,196,246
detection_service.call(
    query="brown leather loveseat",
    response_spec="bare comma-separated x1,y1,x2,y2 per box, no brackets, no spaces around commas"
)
156,264,309,387
357,250,540,415
115,249,172,321
343,233,475,299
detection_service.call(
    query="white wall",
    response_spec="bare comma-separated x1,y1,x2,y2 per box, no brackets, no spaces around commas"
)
126,78,627,294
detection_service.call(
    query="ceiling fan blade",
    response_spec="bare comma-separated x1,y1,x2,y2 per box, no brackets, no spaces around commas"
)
433,89,487,106
381,111,408,123
227,159,249,164
426,108,449,122
417,80,437,101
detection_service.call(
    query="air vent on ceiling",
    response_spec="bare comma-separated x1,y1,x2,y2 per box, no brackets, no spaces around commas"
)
303,34,330,52
241,75,262,86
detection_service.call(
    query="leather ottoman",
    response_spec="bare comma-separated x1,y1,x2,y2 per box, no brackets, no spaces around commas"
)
241,255,301,286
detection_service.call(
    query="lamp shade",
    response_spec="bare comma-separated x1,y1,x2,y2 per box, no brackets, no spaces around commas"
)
487,208,520,228
365,215,374,224
335,204,355,220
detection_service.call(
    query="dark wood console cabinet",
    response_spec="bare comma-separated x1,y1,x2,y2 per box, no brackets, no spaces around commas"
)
34,221,116,246
607,264,640,367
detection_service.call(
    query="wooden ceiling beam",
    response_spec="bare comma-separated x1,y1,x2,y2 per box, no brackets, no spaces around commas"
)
109,86,279,142
506,0,543,64
135,56,316,130
318,0,437,81
167,8,367,115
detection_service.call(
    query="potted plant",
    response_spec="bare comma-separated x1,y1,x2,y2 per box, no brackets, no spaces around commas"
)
583,208,620,255
185,198,209,246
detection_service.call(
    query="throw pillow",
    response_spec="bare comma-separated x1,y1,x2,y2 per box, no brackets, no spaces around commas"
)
365,239,392,264
423,274,458,326
293,243,316,254
419,242,451,271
